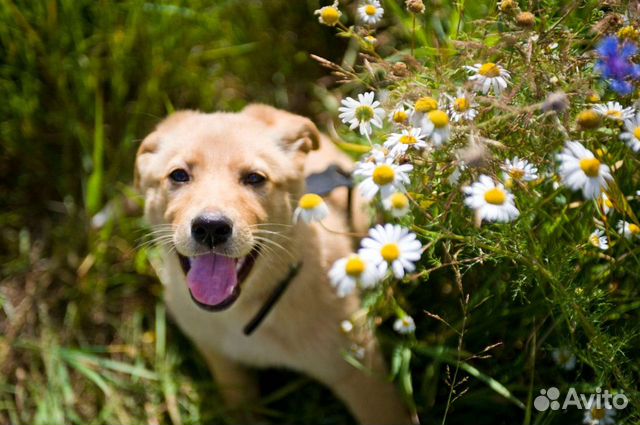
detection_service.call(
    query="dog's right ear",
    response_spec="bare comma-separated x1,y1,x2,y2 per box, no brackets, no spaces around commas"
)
134,129,170,224
242,104,320,154
135,111,199,193
134,131,160,193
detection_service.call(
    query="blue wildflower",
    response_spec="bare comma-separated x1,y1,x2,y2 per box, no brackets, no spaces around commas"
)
595,36,640,95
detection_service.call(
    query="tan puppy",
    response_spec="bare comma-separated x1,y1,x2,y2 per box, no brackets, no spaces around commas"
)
135,105,413,424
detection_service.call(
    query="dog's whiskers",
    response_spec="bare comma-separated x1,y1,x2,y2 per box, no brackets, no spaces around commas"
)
248,222,293,229
253,236,296,261
137,224,177,248
253,241,292,271
136,232,175,250
252,230,293,242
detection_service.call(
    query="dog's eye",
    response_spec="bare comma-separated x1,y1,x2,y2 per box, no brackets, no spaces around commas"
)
169,169,190,183
242,172,267,187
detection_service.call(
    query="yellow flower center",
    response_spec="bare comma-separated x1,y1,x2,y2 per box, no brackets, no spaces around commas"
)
629,223,640,235
381,243,400,262
345,256,366,277
355,105,375,122
579,158,601,177
479,63,501,78
591,408,606,420
372,164,395,185
393,110,409,123
576,109,601,129
586,93,601,103
414,97,438,113
428,110,449,128
299,193,323,210
633,127,640,140
590,234,601,247
390,193,409,209
400,135,417,145
454,97,470,112
606,110,622,119
402,318,412,327
365,4,377,16
509,168,525,180
320,7,340,25
484,187,506,205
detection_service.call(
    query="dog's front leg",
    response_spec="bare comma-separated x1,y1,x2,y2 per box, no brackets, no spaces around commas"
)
328,344,417,425
200,349,260,420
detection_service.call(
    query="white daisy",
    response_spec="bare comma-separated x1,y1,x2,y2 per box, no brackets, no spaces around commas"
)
357,144,399,166
338,91,386,136
593,101,634,122
463,175,520,223
583,399,616,425
329,253,381,297
465,62,511,95
551,347,576,371
415,109,451,147
502,156,538,182
314,2,342,26
293,193,329,223
359,224,422,279
384,127,428,156
445,89,479,122
382,192,410,217
354,157,413,201
620,112,640,152
589,229,609,250
393,316,416,334
597,193,614,215
617,220,640,240
556,141,613,200
357,0,384,25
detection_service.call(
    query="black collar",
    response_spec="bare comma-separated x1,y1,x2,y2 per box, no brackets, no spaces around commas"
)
243,261,302,336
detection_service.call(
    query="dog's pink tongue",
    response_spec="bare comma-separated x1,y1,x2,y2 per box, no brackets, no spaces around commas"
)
187,254,237,306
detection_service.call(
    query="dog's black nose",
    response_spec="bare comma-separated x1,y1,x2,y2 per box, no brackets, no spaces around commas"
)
191,215,233,248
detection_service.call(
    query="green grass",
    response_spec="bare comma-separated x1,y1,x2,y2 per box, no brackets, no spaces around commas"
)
0,1,352,423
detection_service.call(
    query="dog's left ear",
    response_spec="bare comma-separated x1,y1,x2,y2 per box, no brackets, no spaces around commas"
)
242,104,320,153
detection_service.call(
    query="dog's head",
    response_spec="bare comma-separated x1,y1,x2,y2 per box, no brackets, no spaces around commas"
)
135,105,319,310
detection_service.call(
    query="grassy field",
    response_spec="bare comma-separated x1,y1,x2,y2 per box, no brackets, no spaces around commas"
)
2,0,640,424
0,1,347,423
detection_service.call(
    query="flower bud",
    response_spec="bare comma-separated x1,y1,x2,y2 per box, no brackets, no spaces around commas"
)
405,0,425,14
516,11,536,28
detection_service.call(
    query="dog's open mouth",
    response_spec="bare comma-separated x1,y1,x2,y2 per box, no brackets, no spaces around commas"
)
178,248,259,311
